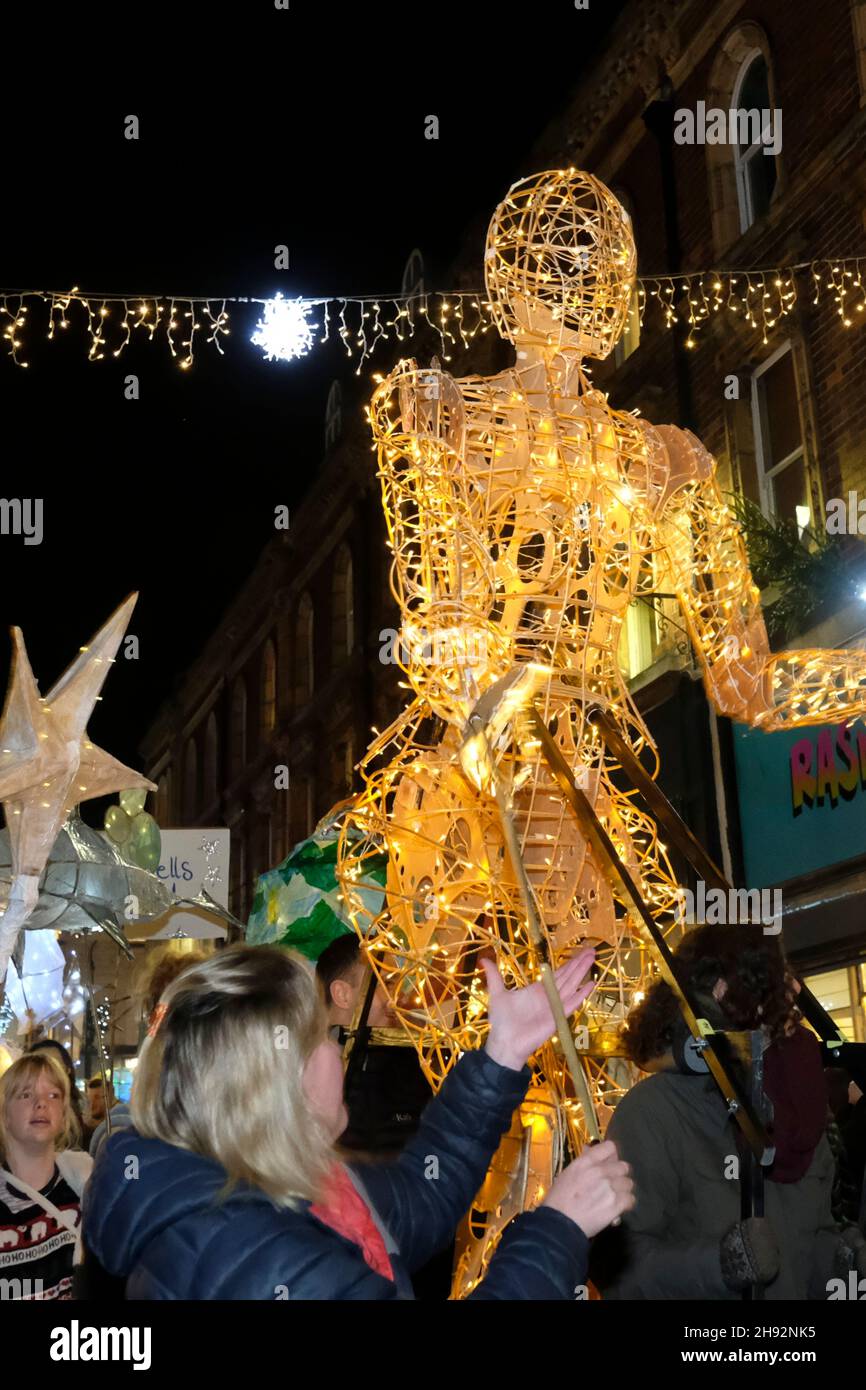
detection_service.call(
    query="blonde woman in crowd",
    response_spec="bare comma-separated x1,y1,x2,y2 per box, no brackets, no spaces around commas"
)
81,943,633,1299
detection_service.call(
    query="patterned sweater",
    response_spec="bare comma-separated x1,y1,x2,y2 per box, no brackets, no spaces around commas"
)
0,1166,81,1299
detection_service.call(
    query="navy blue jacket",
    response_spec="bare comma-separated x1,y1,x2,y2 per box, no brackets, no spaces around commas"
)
82,1048,587,1299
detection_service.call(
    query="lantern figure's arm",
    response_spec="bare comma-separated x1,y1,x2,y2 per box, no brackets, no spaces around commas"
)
370,361,506,717
654,424,866,731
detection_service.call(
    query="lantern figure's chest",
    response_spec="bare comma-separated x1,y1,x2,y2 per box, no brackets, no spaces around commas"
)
460,387,649,642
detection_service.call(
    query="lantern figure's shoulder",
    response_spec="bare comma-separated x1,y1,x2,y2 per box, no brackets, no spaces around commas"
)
598,406,678,519
369,357,465,452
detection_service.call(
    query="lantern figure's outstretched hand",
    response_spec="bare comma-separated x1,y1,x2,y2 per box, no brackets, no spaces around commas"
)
656,423,866,731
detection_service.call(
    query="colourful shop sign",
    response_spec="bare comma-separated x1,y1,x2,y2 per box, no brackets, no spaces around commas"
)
732,719,866,887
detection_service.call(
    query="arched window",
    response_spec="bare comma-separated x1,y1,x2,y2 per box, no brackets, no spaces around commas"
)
732,52,777,233
401,248,424,299
293,593,314,706
612,189,641,368
183,740,198,822
261,640,277,740
706,27,779,251
325,381,342,450
203,712,218,807
230,677,247,779
331,546,354,666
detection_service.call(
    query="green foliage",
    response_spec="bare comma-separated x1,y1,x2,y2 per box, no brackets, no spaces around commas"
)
728,494,856,643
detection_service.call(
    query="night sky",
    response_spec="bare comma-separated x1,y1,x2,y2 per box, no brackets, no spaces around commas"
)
0,1,629,806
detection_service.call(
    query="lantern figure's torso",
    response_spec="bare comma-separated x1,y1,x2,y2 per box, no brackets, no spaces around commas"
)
345,351,681,1082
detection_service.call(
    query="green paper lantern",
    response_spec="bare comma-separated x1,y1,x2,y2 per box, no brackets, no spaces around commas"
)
104,805,132,845
247,812,387,961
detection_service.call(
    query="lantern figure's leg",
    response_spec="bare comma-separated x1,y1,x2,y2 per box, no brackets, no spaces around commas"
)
479,731,600,1142
529,706,773,1166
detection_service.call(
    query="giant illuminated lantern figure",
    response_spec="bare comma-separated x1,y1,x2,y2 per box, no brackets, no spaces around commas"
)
338,169,866,1289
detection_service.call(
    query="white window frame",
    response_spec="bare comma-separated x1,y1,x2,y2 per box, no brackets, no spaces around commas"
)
733,49,774,234
750,341,807,529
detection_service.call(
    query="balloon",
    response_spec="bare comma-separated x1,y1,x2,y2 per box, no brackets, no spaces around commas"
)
120,787,148,817
105,805,132,845
127,812,161,872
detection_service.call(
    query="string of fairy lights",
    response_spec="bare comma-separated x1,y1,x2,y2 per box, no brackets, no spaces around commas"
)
0,257,863,370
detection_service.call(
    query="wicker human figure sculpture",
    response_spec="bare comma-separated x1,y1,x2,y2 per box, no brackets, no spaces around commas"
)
338,169,866,1283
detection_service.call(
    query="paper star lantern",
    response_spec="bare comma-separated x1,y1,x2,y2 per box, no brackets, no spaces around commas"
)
0,594,155,984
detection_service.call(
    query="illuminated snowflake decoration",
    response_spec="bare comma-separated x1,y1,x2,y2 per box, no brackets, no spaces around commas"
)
250,294,316,362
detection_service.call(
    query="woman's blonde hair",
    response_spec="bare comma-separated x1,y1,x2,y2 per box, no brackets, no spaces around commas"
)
131,945,334,1206
0,1051,79,1164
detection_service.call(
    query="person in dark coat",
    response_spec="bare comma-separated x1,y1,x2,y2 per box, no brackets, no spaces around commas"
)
80,943,633,1299
317,932,449,1296
316,933,432,1156
591,923,866,1300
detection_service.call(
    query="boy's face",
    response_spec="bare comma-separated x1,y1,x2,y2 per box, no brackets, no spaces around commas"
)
331,962,396,1027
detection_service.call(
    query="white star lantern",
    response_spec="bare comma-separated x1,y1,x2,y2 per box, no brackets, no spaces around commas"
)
0,593,156,985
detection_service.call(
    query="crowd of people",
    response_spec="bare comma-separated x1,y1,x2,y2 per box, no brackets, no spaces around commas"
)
0,925,864,1301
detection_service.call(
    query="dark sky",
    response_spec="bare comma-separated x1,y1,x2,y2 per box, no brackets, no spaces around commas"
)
0,1,629,804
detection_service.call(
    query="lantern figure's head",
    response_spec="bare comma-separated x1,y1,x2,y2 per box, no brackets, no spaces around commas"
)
484,169,636,359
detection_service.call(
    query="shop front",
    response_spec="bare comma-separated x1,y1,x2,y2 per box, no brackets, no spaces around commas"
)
733,716,866,1043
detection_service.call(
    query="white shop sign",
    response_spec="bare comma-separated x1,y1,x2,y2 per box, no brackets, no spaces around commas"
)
144,829,232,939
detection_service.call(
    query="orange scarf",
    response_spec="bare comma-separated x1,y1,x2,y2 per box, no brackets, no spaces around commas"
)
310,1164,394,1281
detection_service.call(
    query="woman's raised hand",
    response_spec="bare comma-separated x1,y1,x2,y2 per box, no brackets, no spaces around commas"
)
482,947,596,1072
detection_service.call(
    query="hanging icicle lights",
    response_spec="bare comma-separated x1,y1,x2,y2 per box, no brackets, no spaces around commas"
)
0,258,864,370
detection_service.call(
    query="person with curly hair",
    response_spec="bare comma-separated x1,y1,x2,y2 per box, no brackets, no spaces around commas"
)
591,922,866,1299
